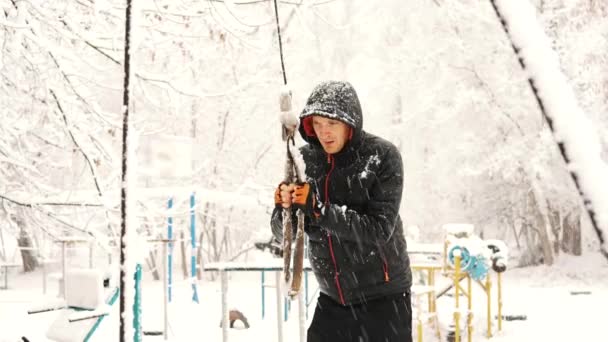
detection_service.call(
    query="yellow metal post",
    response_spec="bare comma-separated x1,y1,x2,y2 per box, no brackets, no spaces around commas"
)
486,275,492,338
467,274,473,342
443,241,448,273
454,255,461,342
498,272,502,331
427,269,432,313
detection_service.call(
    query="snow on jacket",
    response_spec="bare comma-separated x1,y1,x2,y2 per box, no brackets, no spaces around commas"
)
271,81,412,305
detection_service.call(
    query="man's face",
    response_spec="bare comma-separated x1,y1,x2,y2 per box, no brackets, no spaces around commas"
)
311,116,350,154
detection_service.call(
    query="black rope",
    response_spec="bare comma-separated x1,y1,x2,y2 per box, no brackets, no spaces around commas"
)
119,0,134,339
489,0,607,261
273,0,299,182
273,0,288,85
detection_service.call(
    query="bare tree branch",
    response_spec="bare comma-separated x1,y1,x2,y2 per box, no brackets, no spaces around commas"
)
0,194,103,207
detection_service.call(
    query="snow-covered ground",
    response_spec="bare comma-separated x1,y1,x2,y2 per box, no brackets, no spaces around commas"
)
1,252,607,342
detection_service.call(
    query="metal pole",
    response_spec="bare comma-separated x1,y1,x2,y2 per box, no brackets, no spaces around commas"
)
454,254,461,342
221,270,228,342
42,259,47,294
498,272,503,331
284,298,289,321
298,291,305,342
275,271,284,342
133,264,142,342
467,275,472,342
261,271,266,319
163,242,169,340
486,275,492,338
304,271,309,319
167,197,173,303
61,241,67,298
190,193,199,303
89,242,94,269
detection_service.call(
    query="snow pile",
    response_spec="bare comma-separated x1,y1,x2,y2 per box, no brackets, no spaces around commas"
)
65,269,104,310
443,223,474,238
279,86,298,131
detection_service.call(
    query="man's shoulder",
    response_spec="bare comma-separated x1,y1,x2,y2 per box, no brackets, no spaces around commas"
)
299,143,314,155
299,143,323,160
361,132,401,157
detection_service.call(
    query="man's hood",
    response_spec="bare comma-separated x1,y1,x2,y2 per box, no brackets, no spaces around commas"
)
299,81,363,149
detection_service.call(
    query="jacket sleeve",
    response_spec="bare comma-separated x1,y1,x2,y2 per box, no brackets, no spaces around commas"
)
270,206,284,241
270,206,299,242
319,146,403,245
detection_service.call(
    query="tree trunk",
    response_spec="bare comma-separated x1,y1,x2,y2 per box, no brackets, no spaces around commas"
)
562,211,582,256
17,229,39,272
0,226,6,261
520,188,554,266
547,206,561,255
532,192,554,265
536,218,554,265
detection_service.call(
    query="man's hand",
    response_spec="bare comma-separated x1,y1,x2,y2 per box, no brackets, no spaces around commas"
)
275,183,296,208
292,183,318,217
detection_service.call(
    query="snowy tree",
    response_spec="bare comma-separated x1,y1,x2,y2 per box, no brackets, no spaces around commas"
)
1,0,605,269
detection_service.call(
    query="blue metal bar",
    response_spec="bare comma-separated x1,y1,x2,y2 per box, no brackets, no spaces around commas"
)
284,297,289,321
83,287,120,342
167,197,173,303
190,193,199,303
133,264,142,342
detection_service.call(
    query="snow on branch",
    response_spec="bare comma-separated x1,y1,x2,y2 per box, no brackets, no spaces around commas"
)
491,0,608,259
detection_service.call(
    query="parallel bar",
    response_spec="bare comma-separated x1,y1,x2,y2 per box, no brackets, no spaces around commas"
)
467,275,472,342
167,197,173,303
190,193,199,303
486,275,492,338
221,271,228,342
498,272,503,331
275,271,284,342
262,271,266,319
61,242,67,298
162,242,169,340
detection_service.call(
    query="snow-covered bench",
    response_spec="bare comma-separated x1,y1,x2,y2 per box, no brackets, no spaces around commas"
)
27,268,118,342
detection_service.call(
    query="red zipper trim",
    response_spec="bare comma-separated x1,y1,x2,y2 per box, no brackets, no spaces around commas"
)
324,154,335,205
324,154,345,304
382,260,390,282
328,233,345,305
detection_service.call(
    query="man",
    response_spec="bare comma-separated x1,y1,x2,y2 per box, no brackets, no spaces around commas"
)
271,81,412,342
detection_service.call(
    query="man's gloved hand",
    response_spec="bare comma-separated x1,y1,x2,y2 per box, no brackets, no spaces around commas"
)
275,183,295,208
292,182,320,218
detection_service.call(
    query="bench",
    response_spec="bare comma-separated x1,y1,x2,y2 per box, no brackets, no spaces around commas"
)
0,262,21,289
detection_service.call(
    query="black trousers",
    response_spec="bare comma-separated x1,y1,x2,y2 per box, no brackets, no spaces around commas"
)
307,291,412,342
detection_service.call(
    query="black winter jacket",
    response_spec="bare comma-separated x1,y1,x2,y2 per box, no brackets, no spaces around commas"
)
271,81,411,305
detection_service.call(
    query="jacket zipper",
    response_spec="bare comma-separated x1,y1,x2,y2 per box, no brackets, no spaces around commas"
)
324,154,345,305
